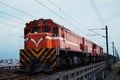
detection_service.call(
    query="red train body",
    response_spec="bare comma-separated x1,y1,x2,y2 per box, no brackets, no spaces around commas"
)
20,19,104,73
24,19,103,55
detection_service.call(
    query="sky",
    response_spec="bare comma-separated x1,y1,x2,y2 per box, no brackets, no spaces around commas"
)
0,0,120,59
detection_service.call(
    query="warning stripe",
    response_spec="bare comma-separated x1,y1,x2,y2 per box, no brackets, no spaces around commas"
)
50,54,57,68
32,48,42,54
20,50,29,68
20,51,26,62
25,49,32,59
41,48,54,64
29,49,39,58
20,48,50,67
20,48,58,71
20,50,26,60
51,56,57,61
26,49,37,59
20,57,26,64
20,58,24,67
38,48,46,57
47,49,56,58
42,49,55,64
52,61,57,68
37,48,48,63
20,50,27,67
40,48,51,62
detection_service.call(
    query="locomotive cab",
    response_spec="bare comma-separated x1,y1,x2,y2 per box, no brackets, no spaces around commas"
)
24,19,59,49
20,19,60,73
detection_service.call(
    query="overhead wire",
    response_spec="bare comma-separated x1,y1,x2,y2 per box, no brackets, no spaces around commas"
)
0,11,27,22
0,1,35,19
34,0,89,36
89,0,115,53
89,0,112,40
0,21,17,28
34,0,74,26
47,0,101,42
47,0,77,23
88,29,106,38
47,0,90,32
89,0,105,26
0,16,23,24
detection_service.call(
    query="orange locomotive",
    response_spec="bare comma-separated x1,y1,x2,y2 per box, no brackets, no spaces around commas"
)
20,19,104,73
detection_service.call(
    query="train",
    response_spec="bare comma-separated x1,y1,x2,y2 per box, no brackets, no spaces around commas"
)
20,19,105,74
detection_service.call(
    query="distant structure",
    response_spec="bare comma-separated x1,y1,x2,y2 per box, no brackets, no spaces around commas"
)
0,59,19,67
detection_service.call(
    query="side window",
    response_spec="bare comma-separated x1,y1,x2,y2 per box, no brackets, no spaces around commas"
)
25,29,30,35
53,27,58,36
42,26,50,32
32,27,40,33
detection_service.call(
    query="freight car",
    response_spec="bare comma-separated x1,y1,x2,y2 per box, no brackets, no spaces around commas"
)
20,19,104,73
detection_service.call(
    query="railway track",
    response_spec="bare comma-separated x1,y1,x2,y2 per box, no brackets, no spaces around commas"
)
0,64,101,80
0,68,71,80
0,60,114,80
0,72,45,80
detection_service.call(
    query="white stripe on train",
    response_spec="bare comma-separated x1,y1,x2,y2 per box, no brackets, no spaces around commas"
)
24,36,79,47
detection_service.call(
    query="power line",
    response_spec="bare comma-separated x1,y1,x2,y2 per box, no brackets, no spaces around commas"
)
88,29,106,38
88,28,105,30
0,1,35,19
47,0,90,32
0,21,17,28
89,0,105,26
0,11,27,22
34,0,72,25
47,0,77,23
34,0,89,36
89,0,114,48
0,16,24,24
47,0,102,43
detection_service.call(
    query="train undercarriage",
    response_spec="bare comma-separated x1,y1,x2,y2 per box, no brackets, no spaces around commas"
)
20,48,104,74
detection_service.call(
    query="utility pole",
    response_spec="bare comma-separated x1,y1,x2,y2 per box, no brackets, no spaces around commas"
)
112,42,114,56
105,25,109,69
114,47,117,58
88,26,109,69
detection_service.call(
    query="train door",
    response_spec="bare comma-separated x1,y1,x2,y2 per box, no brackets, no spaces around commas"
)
53,27,59,55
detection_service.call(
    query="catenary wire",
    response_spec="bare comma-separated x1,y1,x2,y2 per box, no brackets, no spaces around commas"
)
0,1,35,19
47,0,77,23
47,0,90,32
47,0,101,42
34,0,89,37
0,21,18,28
0,16,24,24
0,11,27,22
89,0,105,26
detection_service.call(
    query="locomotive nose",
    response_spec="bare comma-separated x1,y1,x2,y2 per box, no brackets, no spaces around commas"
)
24,33,52,49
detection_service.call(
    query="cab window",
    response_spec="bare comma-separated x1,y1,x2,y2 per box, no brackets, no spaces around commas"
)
42,26,50,32
53,27,58,36
25,29,30,35
32,27,40,33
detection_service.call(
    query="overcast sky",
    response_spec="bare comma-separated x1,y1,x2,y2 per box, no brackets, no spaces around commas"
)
0,0,120,59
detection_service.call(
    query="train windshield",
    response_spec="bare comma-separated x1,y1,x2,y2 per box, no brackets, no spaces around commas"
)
25,29,30,35
53,27,58,36
42,26,50,32
32,27,40,33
